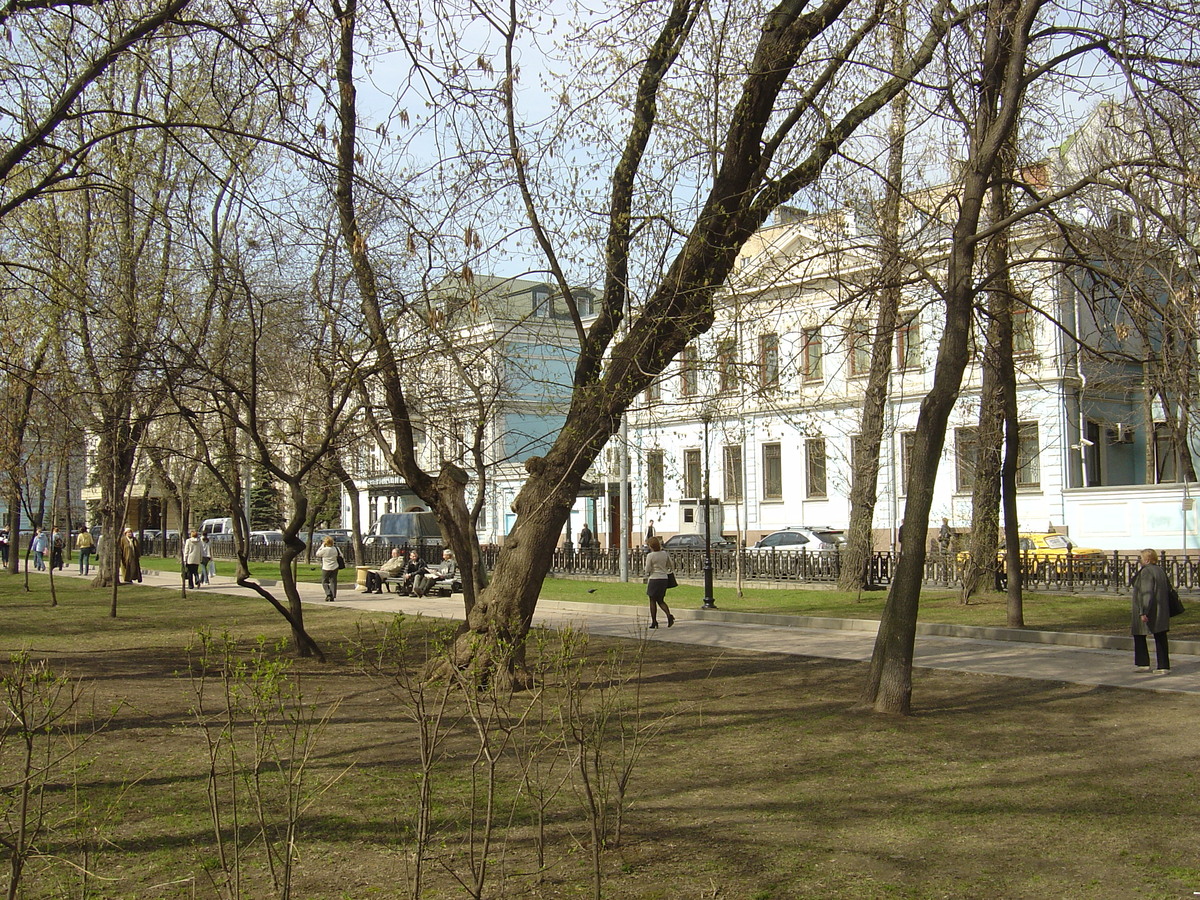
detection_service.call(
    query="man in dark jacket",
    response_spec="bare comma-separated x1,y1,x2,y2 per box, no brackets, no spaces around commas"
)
1131,548,1174,673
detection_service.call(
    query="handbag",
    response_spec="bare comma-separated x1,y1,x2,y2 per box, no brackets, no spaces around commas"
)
1168,586,1184,617
336,550,346,570
665,572,678,589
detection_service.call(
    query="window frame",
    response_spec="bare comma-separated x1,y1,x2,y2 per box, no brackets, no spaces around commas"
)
759,332,780,391
806,438,827,498
762,442,783,500
647,450,666,503
802,326,823,382
723,444,743,501
683,448,702,499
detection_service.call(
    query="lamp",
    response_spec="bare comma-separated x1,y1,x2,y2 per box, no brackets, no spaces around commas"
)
701,414,716,609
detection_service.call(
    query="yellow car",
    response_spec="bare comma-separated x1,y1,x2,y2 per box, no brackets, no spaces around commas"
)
960,532,1107,578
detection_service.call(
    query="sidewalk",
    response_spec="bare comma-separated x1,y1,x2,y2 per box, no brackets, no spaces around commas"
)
120,569,1200,696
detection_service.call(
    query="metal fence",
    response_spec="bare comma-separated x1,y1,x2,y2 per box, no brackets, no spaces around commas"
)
145,536,1200,595
548,547,1200,594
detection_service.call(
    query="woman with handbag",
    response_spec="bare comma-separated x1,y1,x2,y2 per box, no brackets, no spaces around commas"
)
643,535,676,629
1131,548,1174,674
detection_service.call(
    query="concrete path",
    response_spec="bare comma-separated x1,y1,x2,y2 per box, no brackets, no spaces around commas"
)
89,568,1200,696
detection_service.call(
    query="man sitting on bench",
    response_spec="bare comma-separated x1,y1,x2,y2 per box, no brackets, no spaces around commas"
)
414,549,459,597
365,548,406,593
397,550,428,595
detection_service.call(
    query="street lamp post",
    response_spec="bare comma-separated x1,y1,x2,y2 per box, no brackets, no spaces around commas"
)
701,415,717,609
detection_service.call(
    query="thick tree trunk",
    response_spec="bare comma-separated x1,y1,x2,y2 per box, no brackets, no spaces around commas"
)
959,201,1010,602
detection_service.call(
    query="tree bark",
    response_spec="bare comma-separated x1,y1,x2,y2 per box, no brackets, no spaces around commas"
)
839,1,907,591
863,0,1037,714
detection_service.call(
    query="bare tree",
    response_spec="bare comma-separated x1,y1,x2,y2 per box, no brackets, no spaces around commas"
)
331,0,961,680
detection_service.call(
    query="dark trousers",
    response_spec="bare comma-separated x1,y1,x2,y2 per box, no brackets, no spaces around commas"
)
365,571,382,593
1134,632,1170,670
185,563,199,588
322,568,339,600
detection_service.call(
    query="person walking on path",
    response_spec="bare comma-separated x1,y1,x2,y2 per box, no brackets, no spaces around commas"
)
643,535,676,629
183,531,204,588
49,527,65,570
120,529,142,583
75,527,94,575
31,528,47,570
200,535,213,584
1131,547,1174,674
315,535,342,601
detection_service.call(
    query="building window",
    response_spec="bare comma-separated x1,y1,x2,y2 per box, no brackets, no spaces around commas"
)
806,438,827,498
574,291,593,317
679,346,698,398
848,320,871,377
647,450,665,503
896,311,921,371
1017,422,1041,487
645,379,661,403
802,327,823,382
723,444,743,500
717,338,738,394
1154,422,1180,484
760,333,780,391
1012,301,1036,356
532,286,550,317
683,448,702,499
762,442,782,499
955,426,978,492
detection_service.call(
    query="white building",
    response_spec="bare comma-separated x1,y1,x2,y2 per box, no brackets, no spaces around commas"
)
623,113,1200,553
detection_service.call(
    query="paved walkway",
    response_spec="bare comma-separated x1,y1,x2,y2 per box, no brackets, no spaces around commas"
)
93,569,1200,696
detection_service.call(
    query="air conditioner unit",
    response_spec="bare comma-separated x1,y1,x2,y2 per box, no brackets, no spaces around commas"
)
1108,424,1134,444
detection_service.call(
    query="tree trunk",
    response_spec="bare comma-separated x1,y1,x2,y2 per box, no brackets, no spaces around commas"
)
839,5,907,592
863,0,1035,714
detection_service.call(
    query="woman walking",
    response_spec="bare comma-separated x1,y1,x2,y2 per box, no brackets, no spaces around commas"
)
315,535,342,602
643,535,676,629
1131,548,1174,674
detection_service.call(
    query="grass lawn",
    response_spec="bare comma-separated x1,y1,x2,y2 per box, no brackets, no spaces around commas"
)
1,574,1198,899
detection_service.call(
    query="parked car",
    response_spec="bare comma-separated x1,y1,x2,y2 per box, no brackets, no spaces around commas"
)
364,512,442,549
663,533,736,550
313,528,352,544
249,530,284,545
748,526,845,552
960,532,1107,577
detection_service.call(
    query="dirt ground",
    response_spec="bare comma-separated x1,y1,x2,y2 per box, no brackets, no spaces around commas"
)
7,604,1200,900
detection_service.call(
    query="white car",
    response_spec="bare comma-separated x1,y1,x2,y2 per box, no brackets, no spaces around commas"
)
748,526,845,552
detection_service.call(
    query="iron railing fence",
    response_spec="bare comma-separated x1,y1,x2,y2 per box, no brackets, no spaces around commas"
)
141,538,1200,595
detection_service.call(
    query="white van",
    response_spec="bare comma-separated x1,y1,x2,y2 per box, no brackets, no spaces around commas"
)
200,517,233,536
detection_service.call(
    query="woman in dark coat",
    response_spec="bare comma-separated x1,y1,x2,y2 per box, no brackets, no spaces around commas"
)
1131,548,1172,673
